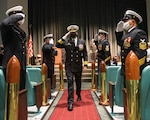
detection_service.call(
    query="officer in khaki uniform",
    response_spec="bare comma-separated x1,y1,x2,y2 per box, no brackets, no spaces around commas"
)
115,10,148,86
94,29,111,66
0,6,26,90
56,25,88,111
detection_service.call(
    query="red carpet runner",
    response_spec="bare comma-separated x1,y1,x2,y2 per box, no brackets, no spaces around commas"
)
50,90,101,120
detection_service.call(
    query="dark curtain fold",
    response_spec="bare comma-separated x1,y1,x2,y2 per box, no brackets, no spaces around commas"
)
28,0,147,56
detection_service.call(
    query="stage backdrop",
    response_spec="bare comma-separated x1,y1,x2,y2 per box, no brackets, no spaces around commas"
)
28,0,147,58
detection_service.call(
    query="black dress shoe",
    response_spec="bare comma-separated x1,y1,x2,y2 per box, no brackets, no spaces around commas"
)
68,104,73,111
77,96,81,101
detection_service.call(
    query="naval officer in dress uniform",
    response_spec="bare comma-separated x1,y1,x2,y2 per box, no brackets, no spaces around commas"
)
56,25,88,111
41,34,57,90
0,6,27,90
115,10,148,86
94,29,111,66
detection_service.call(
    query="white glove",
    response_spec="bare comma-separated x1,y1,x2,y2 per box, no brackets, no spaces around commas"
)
49,38,54,44
62,32,70,39
16,13,25,18
116,21,124,32
16,13,25,25
94,34,98,41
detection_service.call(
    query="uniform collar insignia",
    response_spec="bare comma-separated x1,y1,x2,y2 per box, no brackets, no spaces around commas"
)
140,39,145,42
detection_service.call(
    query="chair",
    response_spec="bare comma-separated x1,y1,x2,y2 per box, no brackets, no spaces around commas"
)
106,66,121,94
25,70,43,112
27,65,42,69
0,69,28,120
26,67,42,83
114,67,124,106
26,67,50,105
0,66,3,69
108,67,124,113
140,66,150,120
0,69,5,120
52,74,56,89
18,89,28,120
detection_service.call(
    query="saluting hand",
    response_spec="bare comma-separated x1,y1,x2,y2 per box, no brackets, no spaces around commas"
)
62,32,70,39
116,21,124,32
94,34,98,41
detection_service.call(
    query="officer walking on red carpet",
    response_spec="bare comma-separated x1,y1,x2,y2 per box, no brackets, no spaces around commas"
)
56,25,88,111
0,6,27,90
115,10,148,87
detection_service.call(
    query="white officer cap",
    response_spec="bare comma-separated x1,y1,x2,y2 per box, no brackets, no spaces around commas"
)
98,29,108,35
6,5,24,16
43,34,53,41
67,25,79,32
36,54,41,58
122,10,143,23
43,34,53,39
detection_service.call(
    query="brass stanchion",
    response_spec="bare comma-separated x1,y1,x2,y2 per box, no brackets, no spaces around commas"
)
41,63,49,106
59,63,64,90
125,50,140,120
4,55,20,120
91,61,96,91
99,61,109,105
